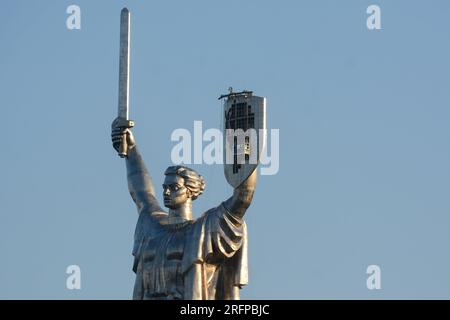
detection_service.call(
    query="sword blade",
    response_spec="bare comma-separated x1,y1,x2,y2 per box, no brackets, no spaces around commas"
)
117,7,130,120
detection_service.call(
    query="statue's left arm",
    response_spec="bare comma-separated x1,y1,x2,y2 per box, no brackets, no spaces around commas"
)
222,169,257,219
186,169,257,298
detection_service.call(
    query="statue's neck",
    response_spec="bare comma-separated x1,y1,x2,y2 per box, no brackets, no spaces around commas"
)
168,199,193,224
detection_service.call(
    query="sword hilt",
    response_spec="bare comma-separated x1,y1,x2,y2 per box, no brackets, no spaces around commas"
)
116,118,135,158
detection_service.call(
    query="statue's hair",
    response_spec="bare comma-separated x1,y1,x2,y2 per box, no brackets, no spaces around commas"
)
164,165,206,200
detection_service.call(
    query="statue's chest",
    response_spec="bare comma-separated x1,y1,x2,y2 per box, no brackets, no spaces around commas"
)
142,227,187,263
140,224,191,298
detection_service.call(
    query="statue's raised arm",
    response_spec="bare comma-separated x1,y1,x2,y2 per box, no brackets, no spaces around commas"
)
223,169,257,218
220,89,265,219
111,118,163,214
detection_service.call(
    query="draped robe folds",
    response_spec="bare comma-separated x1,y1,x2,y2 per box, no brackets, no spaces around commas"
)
132,202,248,300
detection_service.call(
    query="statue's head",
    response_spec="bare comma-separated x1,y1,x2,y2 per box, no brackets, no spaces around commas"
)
163,166,206,209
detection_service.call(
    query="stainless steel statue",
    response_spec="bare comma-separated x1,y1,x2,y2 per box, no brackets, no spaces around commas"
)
111,8,265,300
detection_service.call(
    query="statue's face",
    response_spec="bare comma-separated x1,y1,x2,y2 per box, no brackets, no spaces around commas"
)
162,174,189,209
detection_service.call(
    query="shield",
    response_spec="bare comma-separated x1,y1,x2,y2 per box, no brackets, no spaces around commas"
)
220,90,266,188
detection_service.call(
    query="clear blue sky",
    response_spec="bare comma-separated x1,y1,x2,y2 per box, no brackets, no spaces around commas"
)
1,0,450,299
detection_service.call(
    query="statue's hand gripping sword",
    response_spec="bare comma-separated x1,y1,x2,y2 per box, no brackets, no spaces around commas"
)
116,8,134,158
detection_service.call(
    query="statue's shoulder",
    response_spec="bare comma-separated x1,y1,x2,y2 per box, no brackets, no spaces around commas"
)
136,210,169,233
196,203,245,231
133,210,168,262
149,210,169,224
195,203,228,224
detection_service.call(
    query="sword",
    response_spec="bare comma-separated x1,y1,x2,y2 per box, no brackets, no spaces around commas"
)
116,7,134,158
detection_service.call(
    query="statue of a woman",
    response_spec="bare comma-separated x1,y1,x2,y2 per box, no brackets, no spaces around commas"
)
111,119,257,300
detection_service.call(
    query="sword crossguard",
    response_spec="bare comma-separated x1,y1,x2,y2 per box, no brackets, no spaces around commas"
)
116,118,135,158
